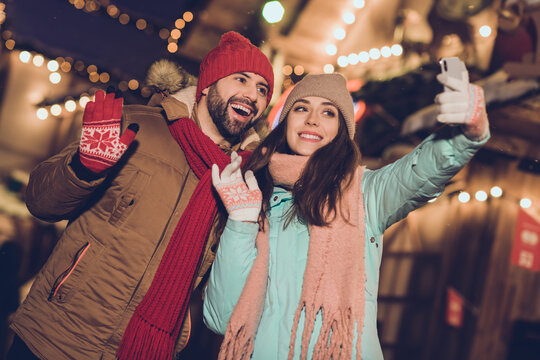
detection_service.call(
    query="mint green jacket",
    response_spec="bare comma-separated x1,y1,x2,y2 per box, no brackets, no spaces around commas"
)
204,128,487,359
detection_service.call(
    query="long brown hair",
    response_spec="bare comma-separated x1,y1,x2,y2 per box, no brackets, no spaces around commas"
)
244,108,361,227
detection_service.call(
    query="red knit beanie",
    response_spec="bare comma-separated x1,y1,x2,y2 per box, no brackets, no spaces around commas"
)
196,31,274,103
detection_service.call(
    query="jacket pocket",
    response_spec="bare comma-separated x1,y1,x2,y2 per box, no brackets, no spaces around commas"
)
108,170,150,226
47,239,105,303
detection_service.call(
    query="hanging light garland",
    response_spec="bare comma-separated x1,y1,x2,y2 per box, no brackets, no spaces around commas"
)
66,0,195,54
428,185,536,213
279,1,400,76
0,1,196,119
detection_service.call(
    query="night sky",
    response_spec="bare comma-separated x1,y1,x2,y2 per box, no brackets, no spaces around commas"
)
8,0,201,82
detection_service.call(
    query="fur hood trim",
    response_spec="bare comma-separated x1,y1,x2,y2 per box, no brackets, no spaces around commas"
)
145,59,197,95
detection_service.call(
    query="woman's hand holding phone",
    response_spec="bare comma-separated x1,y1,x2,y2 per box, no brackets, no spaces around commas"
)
435,57,490,141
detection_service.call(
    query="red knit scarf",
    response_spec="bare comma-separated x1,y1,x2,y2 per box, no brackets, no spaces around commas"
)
117,117,247,360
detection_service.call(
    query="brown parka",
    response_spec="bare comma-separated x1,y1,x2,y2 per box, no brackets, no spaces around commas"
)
9,93,259,360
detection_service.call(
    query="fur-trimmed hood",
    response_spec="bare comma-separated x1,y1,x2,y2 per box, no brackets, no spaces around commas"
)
145,59,197,95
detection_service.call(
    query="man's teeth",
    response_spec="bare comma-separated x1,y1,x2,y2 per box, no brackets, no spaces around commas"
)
231,103,252,116
299,133,322,140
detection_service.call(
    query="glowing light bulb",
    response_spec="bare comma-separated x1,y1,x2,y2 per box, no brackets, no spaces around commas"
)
479,25,491,38
353,0,365,9
475,190,487,202
458,192,470,203
337,56,348,67
282,65,292,76
343,12,355,24
369,48,381,60
49,72,61,84
326,44,337,56
79,96,90,108
47,60,59,72
391,44,403,56
293,65,304,76
36,108,48,120
520,198,532,208
65,100,77,112
50,104,62,116
262,1,284,24
19,51,31,63
490,186,502,198
348,53,359,65
334,28,346,40
33,55,44,67
381,46,391,58
323,64,334,73
358,51,369,63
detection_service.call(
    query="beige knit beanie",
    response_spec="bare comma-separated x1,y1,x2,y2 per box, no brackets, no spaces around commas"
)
278,73,355,139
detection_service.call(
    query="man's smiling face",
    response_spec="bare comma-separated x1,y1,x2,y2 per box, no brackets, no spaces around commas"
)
205,72,269,139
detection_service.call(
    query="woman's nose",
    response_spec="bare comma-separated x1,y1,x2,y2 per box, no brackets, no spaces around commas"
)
305,112,319,126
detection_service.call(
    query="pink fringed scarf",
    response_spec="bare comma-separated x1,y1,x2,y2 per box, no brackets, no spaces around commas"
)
219,153,366,360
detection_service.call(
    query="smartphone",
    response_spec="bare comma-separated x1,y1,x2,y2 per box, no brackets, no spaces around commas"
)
439,57,468,91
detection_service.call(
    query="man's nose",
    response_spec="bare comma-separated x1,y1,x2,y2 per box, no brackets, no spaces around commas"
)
242,84,258,102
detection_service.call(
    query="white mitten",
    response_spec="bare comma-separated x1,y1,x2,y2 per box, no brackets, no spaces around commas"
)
212,152,262,223
436,74,489,141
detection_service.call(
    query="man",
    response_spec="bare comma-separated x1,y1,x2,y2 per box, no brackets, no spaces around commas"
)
7,31,274,360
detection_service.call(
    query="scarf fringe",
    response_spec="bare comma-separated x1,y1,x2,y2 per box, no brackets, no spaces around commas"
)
218,325,254,360
116,312,175,360
289,305,363,360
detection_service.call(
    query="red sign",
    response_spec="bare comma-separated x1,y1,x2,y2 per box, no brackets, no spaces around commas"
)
510,208,540,272
446,287,464,328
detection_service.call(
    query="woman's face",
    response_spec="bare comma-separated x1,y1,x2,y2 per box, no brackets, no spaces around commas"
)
286,96,340,156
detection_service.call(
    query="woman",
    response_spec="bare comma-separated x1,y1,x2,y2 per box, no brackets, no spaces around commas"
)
204,73,489,359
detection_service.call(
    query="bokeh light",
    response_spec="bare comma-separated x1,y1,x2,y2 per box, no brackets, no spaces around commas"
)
475,190,488,202
33,55,44,67
323,64,334,73
520,198,532,209
49,72,61,84
47,60,59,72
65,100,77,112
343,12,355,24
325,44,337,56
36,108,48,120
50,104,62,116
262,1,284,24
19,51,31,63
479,25,492,38
490,186,503,198
334,28,346,40
458,191,470,203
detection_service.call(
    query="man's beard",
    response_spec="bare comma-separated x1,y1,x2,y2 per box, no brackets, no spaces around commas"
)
206,85,261,139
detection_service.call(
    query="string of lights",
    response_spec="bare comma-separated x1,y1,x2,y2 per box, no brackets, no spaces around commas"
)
428,184,536,212
322,0,397,73
0,0,197,120
66,0,195,54
276,0,404,76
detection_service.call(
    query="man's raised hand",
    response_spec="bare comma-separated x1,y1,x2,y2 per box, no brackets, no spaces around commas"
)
79,90,138,173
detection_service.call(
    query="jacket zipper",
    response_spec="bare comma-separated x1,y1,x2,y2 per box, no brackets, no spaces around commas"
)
48,242,91,301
